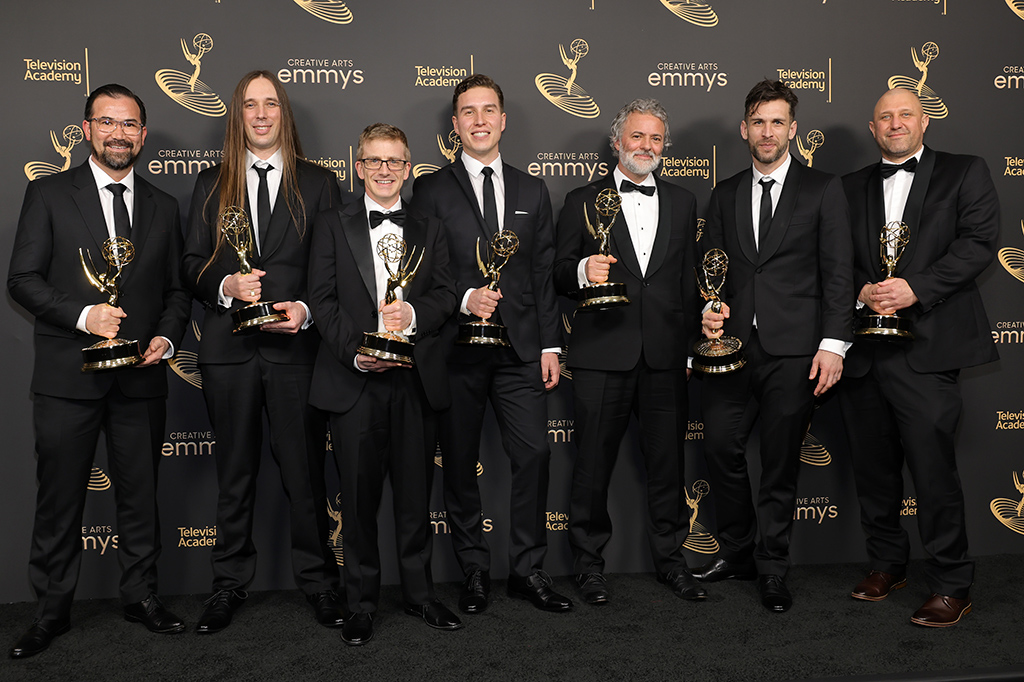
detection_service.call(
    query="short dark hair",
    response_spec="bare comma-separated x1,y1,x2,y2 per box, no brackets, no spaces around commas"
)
452,74,504,116
743,79,798,121
84,84,147,126
356,123,411,161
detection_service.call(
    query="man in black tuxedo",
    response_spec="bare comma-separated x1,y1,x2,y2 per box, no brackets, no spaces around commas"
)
840,88,998,627
182,71,344,633
411,74,572,614
553,98,703,605
308,123,460,645
696,80,853,613
8,84,191,658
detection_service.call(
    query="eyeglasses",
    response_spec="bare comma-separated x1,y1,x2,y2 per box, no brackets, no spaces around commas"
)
358,158,408,171
87,117,144,136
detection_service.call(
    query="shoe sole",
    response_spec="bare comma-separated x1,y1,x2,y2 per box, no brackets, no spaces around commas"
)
851,579,907,602
910,603,971,627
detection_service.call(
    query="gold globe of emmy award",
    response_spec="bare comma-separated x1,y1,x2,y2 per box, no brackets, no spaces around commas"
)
412,130,461,178
854,221,914,340
578,188,629,311
989,471,1024,535
1007,0,1024,20
155,33,227,117
79,236,143,371
458,231,519,346
888,41,948,120
534,39,600,119
294,0,353,24
997,220,1024,284
683,480,721,554
659,0,719,27
796,129,825,168
692,249,746,374
220,206,289,334
356,233,424,365
24,124,83,180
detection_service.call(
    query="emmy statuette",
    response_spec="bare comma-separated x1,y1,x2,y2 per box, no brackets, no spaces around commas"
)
692,248,746,374
854,221,914,341
79,236,143,371
356,233,424,365
220,206,289,334
458,231,519,346
577,188,630,311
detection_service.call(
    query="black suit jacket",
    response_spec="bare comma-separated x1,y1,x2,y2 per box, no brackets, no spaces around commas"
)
307,199,456,414
410,159,560,363
181,159,342,365
553,174,700,371
8,161,190,400
704,156,854,356
842,146,999,376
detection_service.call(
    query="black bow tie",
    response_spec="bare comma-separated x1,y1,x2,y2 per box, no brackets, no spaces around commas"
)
619,179,655,196
369,209,405,228
880,157,918,179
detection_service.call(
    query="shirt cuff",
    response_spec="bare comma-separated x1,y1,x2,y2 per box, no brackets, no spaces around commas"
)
218,275,234,308
159,336,175,359
542,347,561,355
818,338,850,358
402,302,417,337
577,258,590,289
77,305,93,333
296,300,313,329
460,288,474,316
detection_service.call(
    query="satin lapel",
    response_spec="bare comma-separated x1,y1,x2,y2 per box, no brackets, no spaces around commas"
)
733,169,757,265
605,178,642,280
866,165,887,279
501,162,518,240
340,202,377,301
645,177,672,277
899,146,934,269
758,156,801,265
402,212,427,298
71,162,109,253
452,160,490,239
121,178,156,289
257,172,294,261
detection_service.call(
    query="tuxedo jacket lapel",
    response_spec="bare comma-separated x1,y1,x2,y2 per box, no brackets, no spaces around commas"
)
121,179,156,289
501,162,518,238
71,162,109,254
645,178,673,277
866,165,887,279
900,146,935,270
732,169,757,265
453,160,490,239
758,157,802,265
340,202,377,301
258,180,292,261
602,177,642,280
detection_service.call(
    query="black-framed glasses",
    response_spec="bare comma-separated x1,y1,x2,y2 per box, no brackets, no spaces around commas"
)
87,117,144,136
358,158,408,171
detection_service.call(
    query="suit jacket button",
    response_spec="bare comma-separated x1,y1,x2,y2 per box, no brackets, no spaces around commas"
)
755,267,763,274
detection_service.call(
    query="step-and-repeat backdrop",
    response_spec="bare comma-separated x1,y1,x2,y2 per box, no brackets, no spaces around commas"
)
3,0,1024,603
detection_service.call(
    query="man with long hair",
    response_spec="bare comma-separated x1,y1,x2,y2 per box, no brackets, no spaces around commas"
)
182,70,344,633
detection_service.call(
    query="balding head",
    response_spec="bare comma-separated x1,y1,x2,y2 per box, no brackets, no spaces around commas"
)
869,88,929,162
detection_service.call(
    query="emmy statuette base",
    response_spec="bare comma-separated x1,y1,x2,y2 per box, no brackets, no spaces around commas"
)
232,301,289,334
357,331,415,365
81,338,143,372
577,281,630,311
855,313,914,341
692,336,747,375
458,319,509,347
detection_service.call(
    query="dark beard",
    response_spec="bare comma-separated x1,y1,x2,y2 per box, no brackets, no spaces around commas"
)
97,139,138,171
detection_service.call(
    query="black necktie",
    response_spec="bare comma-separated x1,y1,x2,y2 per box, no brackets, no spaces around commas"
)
758,178,775,246
369,209,406,228
254,164,273,248
879,157,918,179
482,166,499,235
619,179,655,196
106,183,131,239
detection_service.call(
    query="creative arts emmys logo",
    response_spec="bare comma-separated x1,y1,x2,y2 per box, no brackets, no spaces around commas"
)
169,321,202,389
327,494,344,565
796,130,824,168
535,39,600,119
990,471,1024,535
294,0,353,23
888,41,948,120
24,124,83,180
88,467,112,491
412,131,461,178
660,0,718,26
1006,0,1024,20
155,33,227,117
683,480,720,554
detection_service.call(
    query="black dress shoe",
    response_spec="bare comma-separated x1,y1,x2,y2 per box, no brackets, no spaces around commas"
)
692,558,758,582
458,569,490,614
758,574,793,613
9,620,70,659
341,612,374,646
307,590,346,628
123,594,186,634
658,570,708,601
507,571,573,612
404,599,463,630
195,589,247,634
576,573,609,605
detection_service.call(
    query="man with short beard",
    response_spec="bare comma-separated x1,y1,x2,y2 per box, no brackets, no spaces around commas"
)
553,98,704,605
694,80,853,613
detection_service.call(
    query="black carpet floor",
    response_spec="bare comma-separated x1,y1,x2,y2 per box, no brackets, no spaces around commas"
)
2,555,1023,682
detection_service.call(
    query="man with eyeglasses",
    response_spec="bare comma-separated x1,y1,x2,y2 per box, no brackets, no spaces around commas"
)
8,84,192,658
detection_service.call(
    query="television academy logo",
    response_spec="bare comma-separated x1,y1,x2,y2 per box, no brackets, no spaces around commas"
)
659,0,719,27
990,471,1024,535
155,33,227,117
683,480,720,554
294,0,353,24
888,41,948,120
535,39,600,119
796,130,825,168
24,124,83,181
412,131,461,179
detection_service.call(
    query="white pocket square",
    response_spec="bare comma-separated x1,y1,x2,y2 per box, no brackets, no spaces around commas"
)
515,210,529,215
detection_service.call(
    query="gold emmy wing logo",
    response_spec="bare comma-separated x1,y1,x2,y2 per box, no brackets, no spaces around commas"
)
800,431,831,466
796,130,824,168
169,320,203,389
887,41,948,120
535,39,600,119
155,33,227,117
683,480,720,554
695,217,705,243
412,130,461,178
434,446,484,476
990,471,1024,535
659,0,719,27
294,0,353,23
88,467,112,492
25,125,83,180
1006,0,1024,20
997,221,1024,284
559,313,573,380
327,494,344,565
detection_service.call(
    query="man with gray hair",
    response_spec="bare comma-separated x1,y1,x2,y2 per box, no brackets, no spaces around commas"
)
553,98,703,605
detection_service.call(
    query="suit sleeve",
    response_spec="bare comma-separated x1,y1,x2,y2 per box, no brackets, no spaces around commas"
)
153,200,191,348
307,211,360,367
181,171,234,309
553,189,587,298
532,182,561,350
817,175,855,342
410,219,457,339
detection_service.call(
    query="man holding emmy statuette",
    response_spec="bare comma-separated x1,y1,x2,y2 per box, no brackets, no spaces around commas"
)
308,123,460,646
553,98,703,605
8,84,191,658
412,74,571,615
840,88,999,627
182,71,344,633
694,80,853,614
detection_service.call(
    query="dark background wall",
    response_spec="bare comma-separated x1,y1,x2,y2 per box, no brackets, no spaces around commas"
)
3,0,1023,604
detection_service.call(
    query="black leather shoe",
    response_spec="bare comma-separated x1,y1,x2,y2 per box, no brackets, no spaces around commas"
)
9,620,70,659
195,589,247,634
306,590,346,628
458,569,490,614
658,570,708,601
507,571,573,612
341,612,374,646
123,594,186,634
758,574,793,613
576,573,609,605
692,558,758,582
404,599,463,630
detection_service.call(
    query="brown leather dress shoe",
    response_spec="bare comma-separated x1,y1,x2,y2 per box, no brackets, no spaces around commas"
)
910,593,971,627
851,570,907,602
